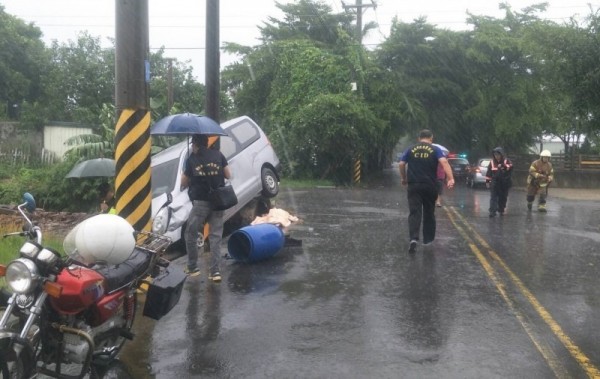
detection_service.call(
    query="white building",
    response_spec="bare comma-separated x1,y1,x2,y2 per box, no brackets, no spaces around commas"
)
529,134,587,155
43,122,93,160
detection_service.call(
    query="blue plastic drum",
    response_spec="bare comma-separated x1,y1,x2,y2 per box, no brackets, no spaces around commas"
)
227,224,285,263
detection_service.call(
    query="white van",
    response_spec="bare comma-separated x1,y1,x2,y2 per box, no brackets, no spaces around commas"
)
150,116,281,246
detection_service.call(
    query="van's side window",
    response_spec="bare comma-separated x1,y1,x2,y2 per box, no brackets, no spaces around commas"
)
229,121,260,151
220,135,236,160
151,158,179,197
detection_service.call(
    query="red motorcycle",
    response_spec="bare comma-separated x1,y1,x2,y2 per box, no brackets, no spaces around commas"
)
0,193,186,378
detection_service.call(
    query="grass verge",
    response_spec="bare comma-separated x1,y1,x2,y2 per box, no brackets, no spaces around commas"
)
0,222,64,265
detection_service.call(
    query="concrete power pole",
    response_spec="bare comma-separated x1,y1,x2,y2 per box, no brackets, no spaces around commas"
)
343,0,376,45
206,1,220,120
342,0,375,185
206,0,220,149
167,58,174,112
114,0,152,231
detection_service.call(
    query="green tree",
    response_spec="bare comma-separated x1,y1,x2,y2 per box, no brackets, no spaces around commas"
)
0,5,48,121
43,33,115,126
460,5,550,155
528,12,600,153
375,18,466,150
259,0,356,46
290,93,384,182
221,43,278,125
222,0,390,182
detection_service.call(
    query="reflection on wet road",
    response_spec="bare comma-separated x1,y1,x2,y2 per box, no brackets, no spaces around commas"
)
119,167,600,378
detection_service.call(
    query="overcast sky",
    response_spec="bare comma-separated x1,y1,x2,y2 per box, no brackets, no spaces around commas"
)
2,0,598,82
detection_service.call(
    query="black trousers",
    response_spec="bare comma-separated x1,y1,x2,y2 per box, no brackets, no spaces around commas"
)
407,183,438,243
489,180,511,214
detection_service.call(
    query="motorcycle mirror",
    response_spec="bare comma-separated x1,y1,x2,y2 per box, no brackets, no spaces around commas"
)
22,192,36,213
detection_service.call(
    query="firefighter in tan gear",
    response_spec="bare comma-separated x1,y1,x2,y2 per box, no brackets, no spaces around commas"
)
527,150,554,212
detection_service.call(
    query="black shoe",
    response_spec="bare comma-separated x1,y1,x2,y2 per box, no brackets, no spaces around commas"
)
489,212,496,218
498,211,504,216
408,240,418,254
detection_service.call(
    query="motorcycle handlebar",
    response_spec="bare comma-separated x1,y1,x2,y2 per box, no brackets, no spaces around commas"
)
3,231,26,238
3,227,42,244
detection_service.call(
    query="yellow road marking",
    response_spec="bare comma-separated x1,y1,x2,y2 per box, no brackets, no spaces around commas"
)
445,209,568,378
447,206,600,378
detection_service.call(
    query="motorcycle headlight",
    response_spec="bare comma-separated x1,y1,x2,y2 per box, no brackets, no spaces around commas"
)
152,206,170,234
6,258,40,294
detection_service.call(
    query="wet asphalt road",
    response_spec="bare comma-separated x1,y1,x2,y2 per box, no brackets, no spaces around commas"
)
117,165,600,378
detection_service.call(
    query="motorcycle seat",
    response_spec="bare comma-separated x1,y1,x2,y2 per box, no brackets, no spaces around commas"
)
96,248,152,293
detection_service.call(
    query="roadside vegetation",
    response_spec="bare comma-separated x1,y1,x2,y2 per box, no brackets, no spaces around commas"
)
0,219,63,265
0,160,103,212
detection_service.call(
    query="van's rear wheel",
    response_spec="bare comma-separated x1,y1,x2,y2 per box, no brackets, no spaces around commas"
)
261,168,279,198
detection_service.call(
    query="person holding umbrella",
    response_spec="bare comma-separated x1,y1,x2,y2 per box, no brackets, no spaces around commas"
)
98,182,116,214
181,134,232,281
65,158,117,214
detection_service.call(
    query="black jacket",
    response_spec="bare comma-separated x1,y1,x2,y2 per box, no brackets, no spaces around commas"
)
486,147,513,186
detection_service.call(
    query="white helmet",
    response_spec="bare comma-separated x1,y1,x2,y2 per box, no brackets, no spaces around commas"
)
540,150,551,158
64,214,135,265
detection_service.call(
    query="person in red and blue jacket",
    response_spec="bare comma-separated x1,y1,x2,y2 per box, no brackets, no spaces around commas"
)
486,147,513,217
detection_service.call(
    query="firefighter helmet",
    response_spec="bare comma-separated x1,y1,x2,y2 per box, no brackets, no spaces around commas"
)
540,150,551,158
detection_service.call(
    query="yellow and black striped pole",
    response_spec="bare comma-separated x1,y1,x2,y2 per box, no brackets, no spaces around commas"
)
114,110,152,231
115,0,151,231
353,155,361,184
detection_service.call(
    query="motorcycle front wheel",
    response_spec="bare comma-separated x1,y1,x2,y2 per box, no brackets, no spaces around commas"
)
0,305,33,379
0,355,29,379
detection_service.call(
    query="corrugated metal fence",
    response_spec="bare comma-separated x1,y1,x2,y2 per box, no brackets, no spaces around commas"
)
0,147,56,166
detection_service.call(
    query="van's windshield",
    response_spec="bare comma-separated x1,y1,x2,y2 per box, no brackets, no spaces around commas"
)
151,158,179,198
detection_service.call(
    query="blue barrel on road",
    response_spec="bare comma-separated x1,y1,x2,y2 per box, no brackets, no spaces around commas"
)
227,224,285,263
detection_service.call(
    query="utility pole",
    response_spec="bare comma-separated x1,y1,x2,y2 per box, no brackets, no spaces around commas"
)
342,0,376,45
342,0,375,186
114,0,152,231
357,0,363,43
205,1,220,121
167,58,174,112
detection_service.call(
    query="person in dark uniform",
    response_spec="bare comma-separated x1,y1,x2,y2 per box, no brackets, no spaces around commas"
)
181,134,232,281
485,147,513,217
399,129,455,254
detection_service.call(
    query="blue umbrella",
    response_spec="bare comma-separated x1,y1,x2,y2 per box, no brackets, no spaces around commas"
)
150,113,227,136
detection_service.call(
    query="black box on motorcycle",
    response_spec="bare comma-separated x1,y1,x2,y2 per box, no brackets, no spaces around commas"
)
143,266,187,320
